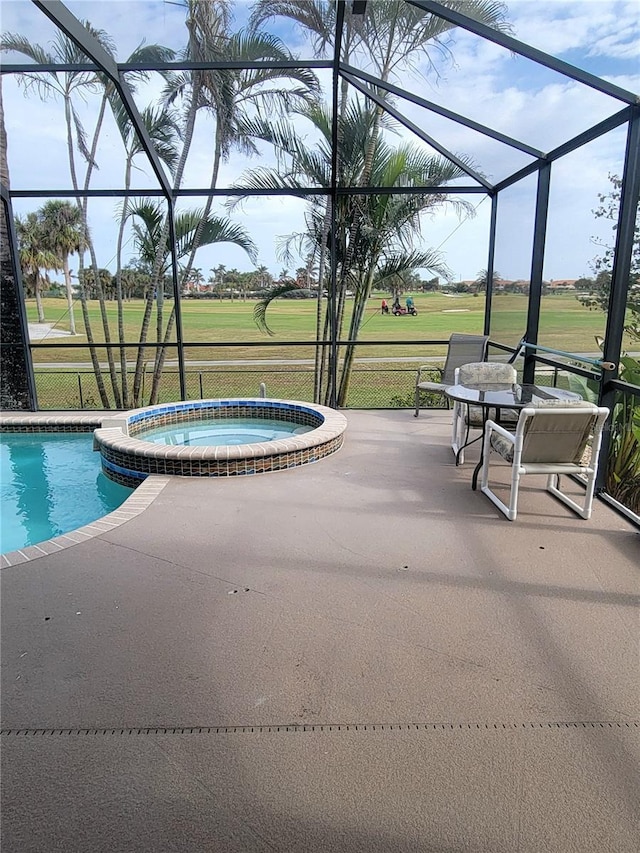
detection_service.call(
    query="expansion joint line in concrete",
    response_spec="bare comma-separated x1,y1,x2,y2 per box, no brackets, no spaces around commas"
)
1,721,638,738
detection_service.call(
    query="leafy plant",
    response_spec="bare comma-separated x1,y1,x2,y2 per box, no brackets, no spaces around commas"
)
607,356,640,514
567,347,640,514
577,174,640,343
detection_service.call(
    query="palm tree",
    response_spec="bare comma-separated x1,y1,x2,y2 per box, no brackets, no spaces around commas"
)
250,2,356,401
80,42,178,409
255,264,272,290
1,23,116,194
213,263,227,295
133,0,320,400
72,41,178,409
3,27,179,407
15,212,61,323
187,267,205,294
130,0,232,405
250,0,511,403
239,102,474,405
129,202,256,276
348,1,512,178
164,23,319,278
474,269,502,292
112,102,181,407
2,22,119,404
38,201,86,336
128,198,258,401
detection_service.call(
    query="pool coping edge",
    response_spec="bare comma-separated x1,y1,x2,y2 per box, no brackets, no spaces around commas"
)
1,475,170,568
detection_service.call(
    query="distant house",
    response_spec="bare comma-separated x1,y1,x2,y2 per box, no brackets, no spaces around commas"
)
496,280,529,293
449,278,581,294
548,279,577,290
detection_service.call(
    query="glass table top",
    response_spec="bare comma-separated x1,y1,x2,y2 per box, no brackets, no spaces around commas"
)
445,384,582,407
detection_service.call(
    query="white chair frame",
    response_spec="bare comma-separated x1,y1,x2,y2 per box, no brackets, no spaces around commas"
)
450,361,518,464
480,403,609,521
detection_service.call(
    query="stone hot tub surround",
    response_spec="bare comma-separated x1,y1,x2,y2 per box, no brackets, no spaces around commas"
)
93,398,347,488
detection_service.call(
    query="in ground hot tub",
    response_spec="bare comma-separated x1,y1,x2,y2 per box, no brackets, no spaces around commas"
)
94,398,347,488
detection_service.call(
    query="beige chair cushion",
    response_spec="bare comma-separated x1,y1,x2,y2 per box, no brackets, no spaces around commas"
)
492,401,599,466
490,431,515,462
521,404,597,464
466,405,519,427
458,362,517,387
458,363,519,429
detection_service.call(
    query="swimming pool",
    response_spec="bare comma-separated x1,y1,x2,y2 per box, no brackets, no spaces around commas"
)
1,432,133,554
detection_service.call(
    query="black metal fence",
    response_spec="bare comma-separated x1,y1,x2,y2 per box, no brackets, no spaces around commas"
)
33,359,582,411
33,365,425,410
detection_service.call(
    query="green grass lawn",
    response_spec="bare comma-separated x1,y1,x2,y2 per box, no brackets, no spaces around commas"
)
28,291,619,411
27,291,617,365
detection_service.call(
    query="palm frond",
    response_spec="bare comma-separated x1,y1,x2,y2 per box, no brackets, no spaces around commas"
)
276,230,318,267
126,43,176,82
0,34,61,98
162,71,192,106
71,104,98,169
173,210,257,263
74,21,116,61
360,0,512,81
249,1,334,55
376,249,451,284
189,216,258,264
138,105,182,170
253,280,308,335
128,199,165,232
230,167,309,196
0,33,54,64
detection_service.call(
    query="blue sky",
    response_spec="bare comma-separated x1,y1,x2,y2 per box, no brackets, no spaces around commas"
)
2,0,639,283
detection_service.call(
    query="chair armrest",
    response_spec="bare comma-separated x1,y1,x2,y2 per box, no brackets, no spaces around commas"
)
485,418,515,443
416,365,443,383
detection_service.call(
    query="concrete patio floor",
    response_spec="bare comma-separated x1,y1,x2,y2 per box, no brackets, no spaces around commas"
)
1,409,639,852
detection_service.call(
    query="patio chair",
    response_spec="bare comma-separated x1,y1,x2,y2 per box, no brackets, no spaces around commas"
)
414,333,489,417
480,401,609,521
451,361,518,464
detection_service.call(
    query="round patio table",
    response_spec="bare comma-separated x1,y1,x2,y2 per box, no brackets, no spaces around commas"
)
444,383,582,489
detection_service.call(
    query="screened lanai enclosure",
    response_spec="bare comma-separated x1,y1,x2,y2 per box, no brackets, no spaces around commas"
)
1,0,639,519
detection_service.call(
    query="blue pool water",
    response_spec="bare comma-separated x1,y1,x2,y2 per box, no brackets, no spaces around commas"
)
1,432,133,555
142,417,313,447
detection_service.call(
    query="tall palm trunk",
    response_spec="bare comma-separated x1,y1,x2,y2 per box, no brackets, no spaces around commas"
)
328,13,396,405
81,91,122,408
114,156,133,407
329,46,390,406
337,266,375,406
320,18,353,405
324,209,351,404
131,222,169,405
150,298,177,404
63,93,109,406
132,80,201,406
61,254,76,335
34,277,45,322
313,201,331,402
62,98,79,338
177,122,223,283
321,290,334,406
149,121,224,403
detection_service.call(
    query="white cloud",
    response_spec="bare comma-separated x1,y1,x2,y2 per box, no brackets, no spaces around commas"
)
2,0,637,284
507,0,640,61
